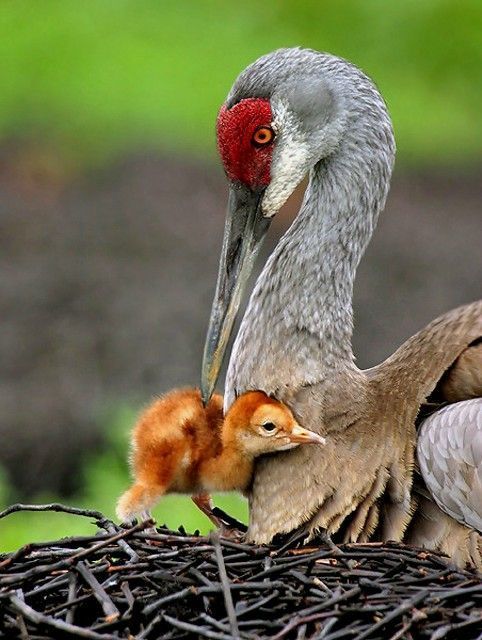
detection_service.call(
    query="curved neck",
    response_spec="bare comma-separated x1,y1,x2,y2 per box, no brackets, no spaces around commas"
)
226,133,393,403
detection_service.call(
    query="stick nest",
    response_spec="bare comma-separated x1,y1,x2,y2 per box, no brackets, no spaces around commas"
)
0,504,481,639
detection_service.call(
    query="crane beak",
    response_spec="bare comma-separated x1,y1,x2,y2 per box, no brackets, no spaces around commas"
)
288,425,326,446
201,183,271,404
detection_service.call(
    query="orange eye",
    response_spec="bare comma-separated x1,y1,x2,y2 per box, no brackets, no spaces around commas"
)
252,126,274,147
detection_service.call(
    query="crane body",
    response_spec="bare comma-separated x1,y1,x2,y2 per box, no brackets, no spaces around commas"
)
201,48,482,566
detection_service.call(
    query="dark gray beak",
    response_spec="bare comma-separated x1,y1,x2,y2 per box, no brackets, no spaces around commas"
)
201,183,272,404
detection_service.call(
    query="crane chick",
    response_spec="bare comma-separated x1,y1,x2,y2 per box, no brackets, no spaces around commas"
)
116,388,325,527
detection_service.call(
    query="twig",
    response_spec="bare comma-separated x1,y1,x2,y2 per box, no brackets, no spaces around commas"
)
8,594,118,639
0,503,106,521
104,523,139,562
353,590,429,640
211,532,240,639
76,561,120,621
1,504,480,640
429,616,482,640
1,520,150,587
142,586,196,616
66,572,78,625
163,614,234,639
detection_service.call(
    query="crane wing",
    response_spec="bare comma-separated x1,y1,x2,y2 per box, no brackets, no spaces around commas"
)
417,398,482,532
369,301,481,408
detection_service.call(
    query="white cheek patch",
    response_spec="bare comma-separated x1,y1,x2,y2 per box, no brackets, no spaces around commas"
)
262,102,310,218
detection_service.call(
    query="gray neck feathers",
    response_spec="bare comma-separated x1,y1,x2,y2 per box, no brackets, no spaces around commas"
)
225,54,395,405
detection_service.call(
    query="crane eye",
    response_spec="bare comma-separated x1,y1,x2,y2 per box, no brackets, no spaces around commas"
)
252,126,274,147
262,422,277,433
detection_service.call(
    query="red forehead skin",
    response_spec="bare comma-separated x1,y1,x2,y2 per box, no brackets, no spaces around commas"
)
217,98,273,189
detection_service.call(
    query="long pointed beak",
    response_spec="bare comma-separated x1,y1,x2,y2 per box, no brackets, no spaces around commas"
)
288,425,326,446
201,183,271,404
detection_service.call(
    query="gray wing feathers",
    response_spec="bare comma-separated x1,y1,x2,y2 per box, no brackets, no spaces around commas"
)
417,398,482,532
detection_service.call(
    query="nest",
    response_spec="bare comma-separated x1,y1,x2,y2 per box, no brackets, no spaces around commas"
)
0,504,481,639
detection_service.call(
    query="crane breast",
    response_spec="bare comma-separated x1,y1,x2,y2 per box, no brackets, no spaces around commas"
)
417,398,482,532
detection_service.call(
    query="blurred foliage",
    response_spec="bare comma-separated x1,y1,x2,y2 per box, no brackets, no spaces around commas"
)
0,406,248,552
1,0,481,166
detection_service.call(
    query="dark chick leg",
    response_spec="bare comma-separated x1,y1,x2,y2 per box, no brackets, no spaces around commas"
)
192,494,247,541
192,493,223,529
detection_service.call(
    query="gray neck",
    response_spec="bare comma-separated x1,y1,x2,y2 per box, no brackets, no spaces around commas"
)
225,127,394,405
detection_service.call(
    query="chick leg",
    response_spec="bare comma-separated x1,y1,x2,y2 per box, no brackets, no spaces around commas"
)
116,482,165,527
192,493,223,529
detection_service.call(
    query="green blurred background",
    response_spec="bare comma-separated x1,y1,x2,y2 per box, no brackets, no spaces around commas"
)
2,0,481,166
1,0,481,551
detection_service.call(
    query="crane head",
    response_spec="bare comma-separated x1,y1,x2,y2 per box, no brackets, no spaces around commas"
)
201,48,375,403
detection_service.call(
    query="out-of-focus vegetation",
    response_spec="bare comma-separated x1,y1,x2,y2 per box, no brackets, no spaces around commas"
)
1,405,248,552
1,0,481,167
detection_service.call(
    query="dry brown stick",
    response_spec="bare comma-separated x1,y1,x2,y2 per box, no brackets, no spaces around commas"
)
199,613,233,634
136,612,163,640
76,561,120,621
318,617,339,638
8,593,118,640
45,593,92,616
189,566,216,587
273,586,361,639
304,586,362,616
431,584,482,601
104,523,139,562
274,611,342,640
0,503,106,521
196,580,286,595
22,572,71,599
0,502,139,564
1,520,150,587
120,580,135,619
134,530,206,544
62,519,149,563
16,611,29,640
430,616,482,640
1,532,115,567
353,589,429,640
226,590,279,620
12,589,30,640
65,572,78,625
142,586,196,616
386,617,415,640
323,623,365,639
0,544,33,569
163,614,234,640
211,532,240,639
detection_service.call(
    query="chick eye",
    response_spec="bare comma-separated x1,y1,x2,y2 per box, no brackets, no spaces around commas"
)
262,422,277,433
252,126,275,147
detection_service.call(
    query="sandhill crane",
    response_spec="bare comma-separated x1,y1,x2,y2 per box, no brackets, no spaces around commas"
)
201,48,482,566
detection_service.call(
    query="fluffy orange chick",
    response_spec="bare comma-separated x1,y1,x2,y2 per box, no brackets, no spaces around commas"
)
116,388,325,526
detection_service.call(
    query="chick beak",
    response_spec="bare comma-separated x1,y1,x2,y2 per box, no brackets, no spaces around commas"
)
288,425,326,445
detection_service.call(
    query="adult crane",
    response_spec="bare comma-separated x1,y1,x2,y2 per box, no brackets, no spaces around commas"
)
201,48,482,566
